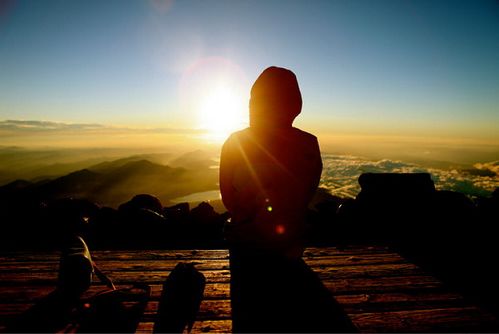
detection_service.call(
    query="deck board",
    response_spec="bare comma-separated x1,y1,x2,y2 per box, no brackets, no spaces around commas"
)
0,246,497,333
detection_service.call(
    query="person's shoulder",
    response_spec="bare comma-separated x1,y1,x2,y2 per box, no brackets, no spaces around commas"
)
291,127,319,143
222,128,251,147
233,127,252,137
225,128,251,141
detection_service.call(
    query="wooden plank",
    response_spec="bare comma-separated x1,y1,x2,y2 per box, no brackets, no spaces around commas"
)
0,298,232,328
134,320,232,334
142,299,231,321
0,249,230,262
0,260,230,273
3,290,468,326
350,307,498,333
336,292,466,313
3,271,438,290
315,263,422,279
0,283,231,304
136,320,232,334
202,283,231,300
191,320,232,334
135,321,154,334
0,286,54,303
304,245,391,257
0,270,232,285
2,260,423,285
306,253,406,266
0,245,391,263
0,303,32,319
0,289,469,321
323,275,443,295
0,253,405,273
0,274,444,298
0,263,420,288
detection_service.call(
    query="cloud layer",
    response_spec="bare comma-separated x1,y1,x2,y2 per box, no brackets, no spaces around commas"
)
320,154,498,198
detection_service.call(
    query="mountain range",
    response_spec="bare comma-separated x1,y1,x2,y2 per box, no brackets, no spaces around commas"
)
0,155,219,208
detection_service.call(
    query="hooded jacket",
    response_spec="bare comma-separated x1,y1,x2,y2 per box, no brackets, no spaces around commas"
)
219,67,322,258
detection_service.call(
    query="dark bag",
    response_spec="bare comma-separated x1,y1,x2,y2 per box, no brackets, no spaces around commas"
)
58,235,116,294
154,262,206,333
58,235,94,296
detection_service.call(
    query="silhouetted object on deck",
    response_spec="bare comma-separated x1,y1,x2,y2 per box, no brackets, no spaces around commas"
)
118,193,163,214
58,235,94,297
221,67,354,332
154,262,206,333
118,194,168,246
352,172,435,243
336,173,499,316
308,188,347,246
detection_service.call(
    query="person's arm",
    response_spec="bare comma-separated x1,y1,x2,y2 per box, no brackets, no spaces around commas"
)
313,137,323,187
307,136,323,201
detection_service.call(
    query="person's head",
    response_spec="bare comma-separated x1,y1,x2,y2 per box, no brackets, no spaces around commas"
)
249,66,302,128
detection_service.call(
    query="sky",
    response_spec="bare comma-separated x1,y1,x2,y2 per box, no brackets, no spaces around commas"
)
0,0,498,155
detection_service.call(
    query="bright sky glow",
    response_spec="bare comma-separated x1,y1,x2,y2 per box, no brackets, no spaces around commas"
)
0,0,498,147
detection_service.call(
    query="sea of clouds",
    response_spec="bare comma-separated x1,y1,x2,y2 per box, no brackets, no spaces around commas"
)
320,154,499,199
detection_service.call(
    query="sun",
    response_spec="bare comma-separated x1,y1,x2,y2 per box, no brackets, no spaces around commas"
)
178,57,249,140
198,85,247,140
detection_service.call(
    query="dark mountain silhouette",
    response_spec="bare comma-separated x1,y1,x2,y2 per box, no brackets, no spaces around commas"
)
0,179,33,194
37,169,101,198
87,153,174,173
0,158,218,208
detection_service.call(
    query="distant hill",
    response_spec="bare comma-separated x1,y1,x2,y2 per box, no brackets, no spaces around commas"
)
0,157,219,207
169,149,216,169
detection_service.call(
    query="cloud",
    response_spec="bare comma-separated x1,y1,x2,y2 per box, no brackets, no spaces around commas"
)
0,120,104,132
0,119,211,149
320,154,498,198
0,120,206,135
473,161,499,176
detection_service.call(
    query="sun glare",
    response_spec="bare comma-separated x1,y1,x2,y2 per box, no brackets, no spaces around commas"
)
198,85,246,140
178,57,249,142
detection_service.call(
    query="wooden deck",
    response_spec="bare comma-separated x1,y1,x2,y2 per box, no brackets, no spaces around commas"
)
0,246,497,333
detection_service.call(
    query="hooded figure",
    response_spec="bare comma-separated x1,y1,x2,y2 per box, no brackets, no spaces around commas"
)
220,66,322,258
220,68,354,334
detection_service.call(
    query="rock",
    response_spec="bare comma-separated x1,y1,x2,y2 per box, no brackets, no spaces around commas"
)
118,194,163,214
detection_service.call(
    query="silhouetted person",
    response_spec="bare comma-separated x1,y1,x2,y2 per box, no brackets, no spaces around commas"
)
220,66,355,332
220,66,322,258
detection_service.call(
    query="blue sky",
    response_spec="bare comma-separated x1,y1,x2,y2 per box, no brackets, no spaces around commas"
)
0,0,498,144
